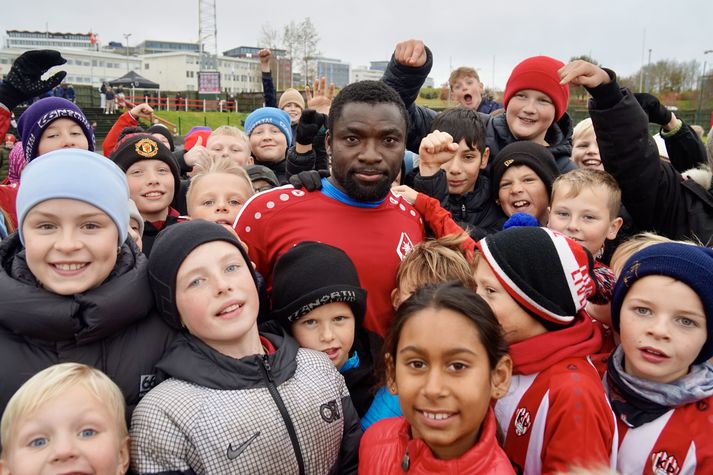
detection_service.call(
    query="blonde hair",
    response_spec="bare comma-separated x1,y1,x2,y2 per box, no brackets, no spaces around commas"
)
572,117,594,143
1,363,127,453
449,67,480,89
186,155,254,207
551,169,621,219
396,234,476,293
608,232,684,277
210,125,249,144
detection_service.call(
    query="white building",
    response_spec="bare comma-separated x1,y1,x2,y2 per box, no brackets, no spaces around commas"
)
0,48,140,87
5,30,94,50
139,52,261,93
349,66,384,84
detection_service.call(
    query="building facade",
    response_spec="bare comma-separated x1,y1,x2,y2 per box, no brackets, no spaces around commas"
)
316,57,350,88
5,30,94,50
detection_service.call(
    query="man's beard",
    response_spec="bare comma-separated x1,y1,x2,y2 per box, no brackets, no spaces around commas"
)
339,170,393,202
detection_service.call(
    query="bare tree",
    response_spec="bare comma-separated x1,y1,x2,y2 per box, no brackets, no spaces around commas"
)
299,17,320,84
258,22,281,50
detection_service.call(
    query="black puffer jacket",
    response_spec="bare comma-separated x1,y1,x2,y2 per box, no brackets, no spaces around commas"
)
485,112,576,174
413,170,506,240
0,235,176,417
588,77,713,245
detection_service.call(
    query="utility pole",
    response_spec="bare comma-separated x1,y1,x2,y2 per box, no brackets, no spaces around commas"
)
695,50,713,125
123,33,132,72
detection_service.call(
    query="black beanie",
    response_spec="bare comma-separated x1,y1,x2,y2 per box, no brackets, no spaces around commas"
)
147,124,175,151
271,242,367,328
110,134,180,199
491,141,560,199
476,227,597,328
147,220,258,329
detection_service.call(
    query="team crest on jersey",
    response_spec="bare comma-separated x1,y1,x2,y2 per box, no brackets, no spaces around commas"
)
651,451,680,474
396,232,414,260
513,407,531,436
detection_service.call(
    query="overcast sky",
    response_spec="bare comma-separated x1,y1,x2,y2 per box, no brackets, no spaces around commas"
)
4,0,712,89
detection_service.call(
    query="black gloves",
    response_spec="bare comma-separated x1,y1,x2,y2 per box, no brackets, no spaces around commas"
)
634,92,673,126
0,50,67,110
295,109,327,146
288,170,330,191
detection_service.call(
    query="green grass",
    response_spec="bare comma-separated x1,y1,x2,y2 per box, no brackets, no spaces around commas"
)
149,111,249,136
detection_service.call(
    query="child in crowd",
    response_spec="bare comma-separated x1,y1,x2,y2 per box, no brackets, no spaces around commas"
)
244,107,293,184
110,134,181,256
0,96,96,227
448,66,502,113
186,155,254,229
246,164,280,193
413,108,506,240
606,243,713,472
279,88,305,126
383,40,575,172
0,363,130,474
608,232,674,277
359,282,514,473
491,141,560,225
361,235,476,430
132,220,360,473
571,119,603,170
271,241,378,417
206,125,252,166
128,198,144,251
547,169,623,297
0,149,174,416
475,227,617,473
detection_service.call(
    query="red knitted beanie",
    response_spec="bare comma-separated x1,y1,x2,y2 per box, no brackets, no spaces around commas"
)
503,56,570,121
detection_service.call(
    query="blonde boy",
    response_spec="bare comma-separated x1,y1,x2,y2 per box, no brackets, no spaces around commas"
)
206,125,252,166
571,118,603,170
0,363,129,474
548,169,623,259
186,155,254,228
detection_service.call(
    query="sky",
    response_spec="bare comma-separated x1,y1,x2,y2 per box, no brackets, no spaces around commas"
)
4,0,712,90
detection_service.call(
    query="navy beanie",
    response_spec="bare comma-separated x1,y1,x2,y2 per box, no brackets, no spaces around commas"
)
611,242,713,364
271,241,367,328
17,97,95,161
148,220,258,330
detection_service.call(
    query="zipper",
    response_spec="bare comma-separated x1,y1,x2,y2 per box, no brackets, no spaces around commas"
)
259,354,305,475
461,203,467,220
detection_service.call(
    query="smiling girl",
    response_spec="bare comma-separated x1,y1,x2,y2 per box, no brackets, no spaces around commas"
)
359,282,514,474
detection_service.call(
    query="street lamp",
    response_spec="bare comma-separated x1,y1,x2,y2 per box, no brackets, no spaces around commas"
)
123,33,132,72
695,50,713,125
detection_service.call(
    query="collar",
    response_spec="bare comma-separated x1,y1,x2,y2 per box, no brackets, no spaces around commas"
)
320,178,385,208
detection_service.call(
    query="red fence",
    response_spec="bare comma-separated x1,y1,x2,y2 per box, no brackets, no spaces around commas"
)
127,95,239,113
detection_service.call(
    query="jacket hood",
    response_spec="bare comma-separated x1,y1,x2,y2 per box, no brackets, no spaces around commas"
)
156,321,299,390
0,234,154,345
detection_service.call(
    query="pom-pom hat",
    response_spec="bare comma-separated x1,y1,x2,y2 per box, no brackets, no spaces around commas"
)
476,227,597,326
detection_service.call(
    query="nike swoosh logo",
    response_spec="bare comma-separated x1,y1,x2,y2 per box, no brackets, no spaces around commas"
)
227,431,260,460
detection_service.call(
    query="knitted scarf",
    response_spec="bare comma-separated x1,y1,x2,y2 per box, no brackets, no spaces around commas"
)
510,316,603,374
606,346,713,428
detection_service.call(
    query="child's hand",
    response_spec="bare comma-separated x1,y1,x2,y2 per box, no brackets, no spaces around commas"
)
305,77,334,115
259,48,271,72
391,185,418,205
0,50,67,110
184,136,211,168
558,60,610,88
418,130,459,176
393,39,427,68
130,103,154,121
